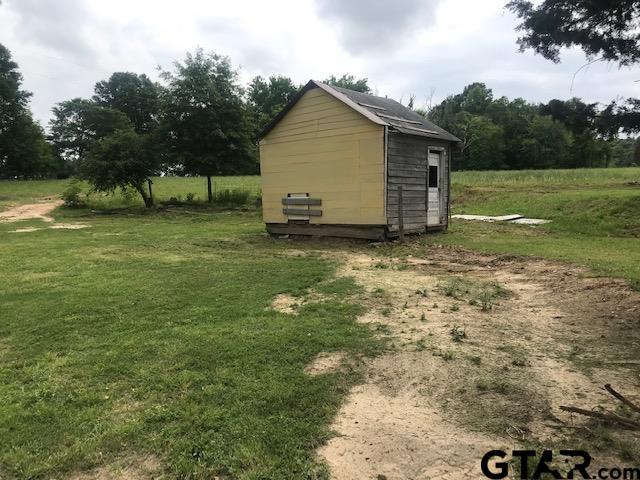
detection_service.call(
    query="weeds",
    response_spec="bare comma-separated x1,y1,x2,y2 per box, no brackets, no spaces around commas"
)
450,325,466,342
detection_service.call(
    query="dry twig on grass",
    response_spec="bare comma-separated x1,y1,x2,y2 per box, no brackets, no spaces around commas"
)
604,384,640,415
559,406,640,430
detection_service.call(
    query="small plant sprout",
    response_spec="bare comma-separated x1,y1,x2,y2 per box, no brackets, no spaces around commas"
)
450,325,466,342
451,303,460,312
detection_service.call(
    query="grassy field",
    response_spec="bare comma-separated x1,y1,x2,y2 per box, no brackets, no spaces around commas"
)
443,167,640,289
0,168,639,477
0,207,381,478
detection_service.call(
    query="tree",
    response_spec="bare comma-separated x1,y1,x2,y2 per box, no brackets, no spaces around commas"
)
76,129,161,207
0,43,56,179
451,113,506,170
93,72,160,134
159,49,255,201
597,98,640,137
247,75,298,133
518,116,573,169
1,112,55,179
0,43,30,136
323,74,371,93
49,98,132,162
507,0,640,66
539,98,601,167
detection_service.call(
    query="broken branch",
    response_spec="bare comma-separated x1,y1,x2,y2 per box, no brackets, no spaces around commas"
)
559,406,640,430
604,384,640,415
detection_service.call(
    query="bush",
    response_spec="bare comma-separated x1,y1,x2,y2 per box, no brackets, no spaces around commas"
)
214,188,251,205
61,179,84,208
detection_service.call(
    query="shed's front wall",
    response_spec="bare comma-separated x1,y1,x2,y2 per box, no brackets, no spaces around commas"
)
386,132,451,232
260,88,385,225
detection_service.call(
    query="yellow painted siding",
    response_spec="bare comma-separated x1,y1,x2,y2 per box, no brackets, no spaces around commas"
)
260,88,385,225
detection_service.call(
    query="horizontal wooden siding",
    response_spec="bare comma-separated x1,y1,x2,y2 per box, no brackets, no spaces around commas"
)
260,88,385,225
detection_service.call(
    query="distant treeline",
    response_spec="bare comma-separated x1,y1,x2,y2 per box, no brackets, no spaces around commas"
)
423,83,639,170
0,43,638,185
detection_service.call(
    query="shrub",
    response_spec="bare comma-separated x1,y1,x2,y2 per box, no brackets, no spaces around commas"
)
61,179,84,208
214,188,251,205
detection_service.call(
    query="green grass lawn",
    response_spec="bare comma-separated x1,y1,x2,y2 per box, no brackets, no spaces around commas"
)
436,167,640,289
0,168,638,476
0,207,379,479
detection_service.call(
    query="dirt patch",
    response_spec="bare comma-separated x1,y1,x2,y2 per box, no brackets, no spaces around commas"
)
0,200,62,223
305,351,347,375
69,455,163,480
317,246,640,479
270,293,301,315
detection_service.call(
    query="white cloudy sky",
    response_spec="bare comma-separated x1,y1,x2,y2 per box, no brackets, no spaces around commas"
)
1,0,638,126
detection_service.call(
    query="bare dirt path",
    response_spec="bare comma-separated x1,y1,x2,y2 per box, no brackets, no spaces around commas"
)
314,245,640,479
0,199,63,222
0,199,89,231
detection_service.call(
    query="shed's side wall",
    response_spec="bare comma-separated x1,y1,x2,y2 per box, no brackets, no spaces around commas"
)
260,88,385,225
387,133,450,232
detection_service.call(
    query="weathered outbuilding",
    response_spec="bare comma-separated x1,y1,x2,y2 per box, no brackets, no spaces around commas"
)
258,80,460,240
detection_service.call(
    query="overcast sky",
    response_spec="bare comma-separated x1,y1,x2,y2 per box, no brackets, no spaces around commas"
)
1,0,638,126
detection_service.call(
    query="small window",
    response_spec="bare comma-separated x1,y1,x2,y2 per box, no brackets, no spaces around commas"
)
428,165,438,188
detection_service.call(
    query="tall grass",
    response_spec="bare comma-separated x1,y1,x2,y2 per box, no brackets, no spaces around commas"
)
453,167,640,189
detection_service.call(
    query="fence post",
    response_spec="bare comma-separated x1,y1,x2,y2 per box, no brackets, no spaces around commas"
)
398,185,404,243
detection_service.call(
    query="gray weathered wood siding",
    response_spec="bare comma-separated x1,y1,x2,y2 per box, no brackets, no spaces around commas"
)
386,132,450,232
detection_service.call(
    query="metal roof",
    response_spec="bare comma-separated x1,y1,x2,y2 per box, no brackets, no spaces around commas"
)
257,80,461,143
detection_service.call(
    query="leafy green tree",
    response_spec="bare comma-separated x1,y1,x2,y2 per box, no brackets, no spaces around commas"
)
0,44,30,136
323,74,371,93
0,43,56,179
507,0,640,66
1,112,55,179
451,113,506,170
608,138,638,167
159,49,255,201
49,98,132,162
247,75,298,133
93,72,160,133
76,129,161,207
518,116,573,169
597,98,640,137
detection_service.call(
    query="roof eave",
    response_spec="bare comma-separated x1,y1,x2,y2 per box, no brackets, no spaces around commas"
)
256,80,388,141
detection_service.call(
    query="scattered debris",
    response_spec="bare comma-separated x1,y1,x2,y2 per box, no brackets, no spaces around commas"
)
49,223,90,230
560,384,640,430
11,227,43,233
452,213,551,225
511,218,552,225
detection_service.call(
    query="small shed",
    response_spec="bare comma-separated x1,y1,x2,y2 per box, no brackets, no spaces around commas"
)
258,80,460,240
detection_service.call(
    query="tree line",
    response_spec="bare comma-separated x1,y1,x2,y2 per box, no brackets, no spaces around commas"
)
1,0,639,206
423,83,639,170
0,44,379,205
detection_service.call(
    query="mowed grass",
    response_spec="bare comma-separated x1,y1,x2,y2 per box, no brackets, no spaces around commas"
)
436,167,640,288
0,168,639,476
0,207,379,478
